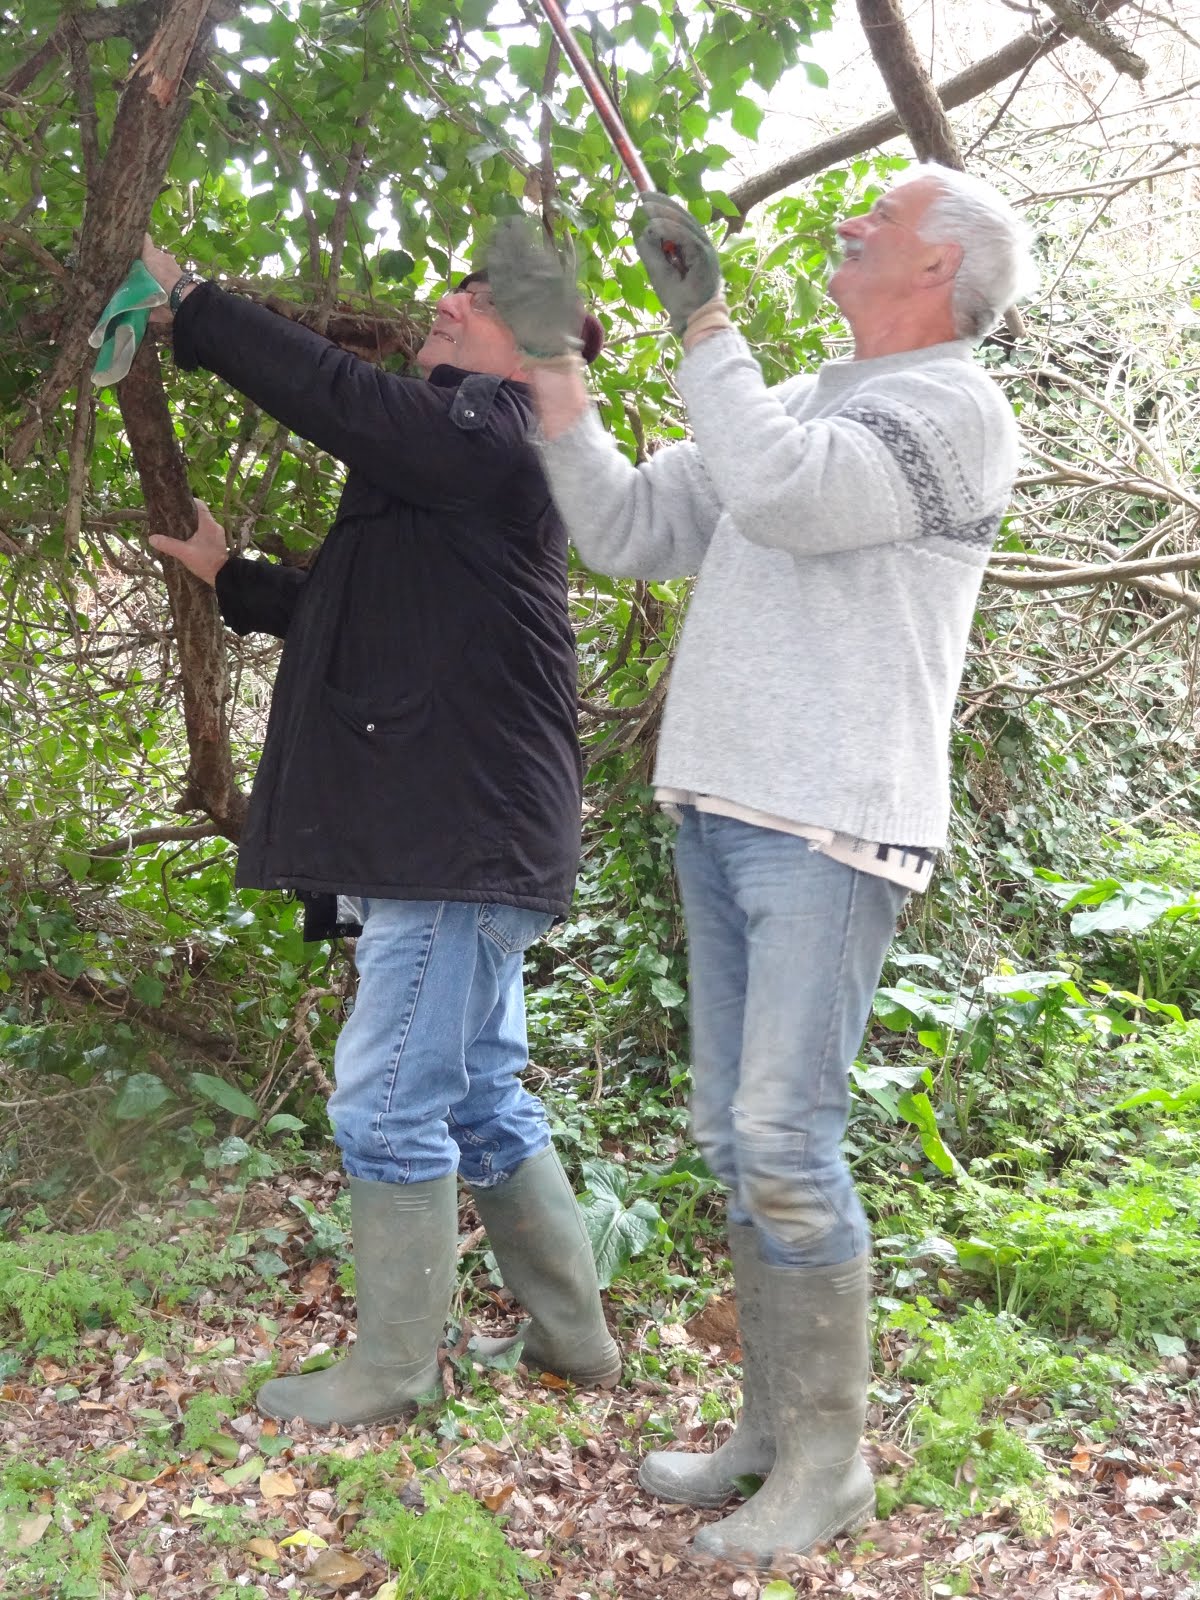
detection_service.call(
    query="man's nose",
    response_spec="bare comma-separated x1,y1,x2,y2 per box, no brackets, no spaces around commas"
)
436,292,467,318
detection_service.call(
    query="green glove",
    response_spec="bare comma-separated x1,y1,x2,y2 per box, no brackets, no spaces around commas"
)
485,217,581,361
632,192,722,334
88,260,168,387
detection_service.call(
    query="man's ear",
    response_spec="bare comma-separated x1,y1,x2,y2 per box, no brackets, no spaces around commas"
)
924,240,964,289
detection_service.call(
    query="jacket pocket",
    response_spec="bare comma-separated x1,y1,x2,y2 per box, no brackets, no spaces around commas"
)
321,682,430,739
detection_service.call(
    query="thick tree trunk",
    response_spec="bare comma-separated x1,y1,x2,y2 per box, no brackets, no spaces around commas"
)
7,0,221,468
855,0,962,167
118,339,247,838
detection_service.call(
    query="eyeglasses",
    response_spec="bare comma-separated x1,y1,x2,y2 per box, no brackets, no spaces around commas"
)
462,284,499,318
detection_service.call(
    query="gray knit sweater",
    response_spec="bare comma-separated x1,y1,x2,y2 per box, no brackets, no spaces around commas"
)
541,330,1019,848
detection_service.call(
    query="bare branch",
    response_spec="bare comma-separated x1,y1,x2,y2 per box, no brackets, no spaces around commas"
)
86,822,220,859
1041,0,1148,80
724,0,1135,220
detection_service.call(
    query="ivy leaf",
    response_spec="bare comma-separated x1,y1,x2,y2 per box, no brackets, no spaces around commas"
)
265,1113,306,1135
130,973,164,1008
650,974,686,1009
578,1158,661,1288
189,1072,259,1120
112,1073,173,1121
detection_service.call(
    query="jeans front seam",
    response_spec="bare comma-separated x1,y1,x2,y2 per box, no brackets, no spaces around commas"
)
811,862,859,1131
373,900,446,1165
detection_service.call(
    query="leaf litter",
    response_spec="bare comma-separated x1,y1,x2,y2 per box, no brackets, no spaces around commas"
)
1,1167,1197,1600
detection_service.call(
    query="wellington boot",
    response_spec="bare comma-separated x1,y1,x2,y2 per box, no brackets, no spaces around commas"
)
638,1223,775,1507
257,1175,457,1428
692,1253,875,1568
469,1145,621,1388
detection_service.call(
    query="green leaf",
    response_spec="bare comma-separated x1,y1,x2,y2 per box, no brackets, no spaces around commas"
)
729,95,764,140
896,1091,959,1176
649,974,686,1009
578,1159,661,1288
189,1072,259,1120
130,973,165,1008
112,1073,173,1121
265,1113,306,1135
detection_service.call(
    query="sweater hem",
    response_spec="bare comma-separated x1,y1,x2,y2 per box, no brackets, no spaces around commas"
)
650,771,949,850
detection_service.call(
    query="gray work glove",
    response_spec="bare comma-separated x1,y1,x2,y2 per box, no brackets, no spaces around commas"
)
632,191,722,334
485,217,581,361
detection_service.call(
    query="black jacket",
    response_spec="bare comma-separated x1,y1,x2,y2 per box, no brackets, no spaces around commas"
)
173,285,582,920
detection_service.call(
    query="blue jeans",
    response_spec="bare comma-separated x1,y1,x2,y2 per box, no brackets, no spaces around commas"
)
675,808,906,1268
328,898,553,1187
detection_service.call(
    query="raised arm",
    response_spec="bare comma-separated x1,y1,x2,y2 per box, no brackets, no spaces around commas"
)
171,285,526,509
537,399,721,581
483,218,720,580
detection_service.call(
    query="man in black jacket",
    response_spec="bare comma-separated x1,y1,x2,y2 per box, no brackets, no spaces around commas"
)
141,240,620,1426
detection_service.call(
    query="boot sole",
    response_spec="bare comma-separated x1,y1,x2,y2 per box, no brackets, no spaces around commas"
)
690,1491,877,1566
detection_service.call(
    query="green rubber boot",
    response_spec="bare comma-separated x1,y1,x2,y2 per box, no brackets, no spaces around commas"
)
469,1145,621,1388
692,1253,876,1568
638,1222,775,1506
257,1174,456,1428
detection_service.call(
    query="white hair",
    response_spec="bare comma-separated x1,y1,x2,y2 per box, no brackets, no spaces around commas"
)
896,163,1038,341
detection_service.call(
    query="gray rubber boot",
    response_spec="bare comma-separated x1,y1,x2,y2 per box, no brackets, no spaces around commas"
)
468,1145,621,1388
257,1174,457,1427
639,1222,775,1506
692,1252,876,1568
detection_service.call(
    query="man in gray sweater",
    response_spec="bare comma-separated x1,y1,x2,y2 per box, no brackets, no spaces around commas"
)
486,165,1032,1568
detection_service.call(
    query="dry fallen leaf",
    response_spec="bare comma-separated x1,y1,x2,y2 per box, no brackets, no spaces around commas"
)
1052,1504,1071,1534
482,1483,516,1512
15,1513,52,1548
259,1468,299,1501
115,1491,147,1523
307,1549,370,1588
247,1537,280,1561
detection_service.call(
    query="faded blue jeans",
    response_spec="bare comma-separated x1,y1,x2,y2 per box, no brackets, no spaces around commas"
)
675,807,906,1267
328,898,553,1187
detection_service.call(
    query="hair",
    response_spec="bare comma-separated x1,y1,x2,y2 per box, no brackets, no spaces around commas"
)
898,164,1038,341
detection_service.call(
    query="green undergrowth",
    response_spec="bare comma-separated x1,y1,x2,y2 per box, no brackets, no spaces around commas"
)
874,1298,1129,1528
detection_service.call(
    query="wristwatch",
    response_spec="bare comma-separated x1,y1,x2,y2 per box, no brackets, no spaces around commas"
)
168,270,204,314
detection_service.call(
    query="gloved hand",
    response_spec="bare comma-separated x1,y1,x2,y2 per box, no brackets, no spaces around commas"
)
485,217,582,361
633,192,722,334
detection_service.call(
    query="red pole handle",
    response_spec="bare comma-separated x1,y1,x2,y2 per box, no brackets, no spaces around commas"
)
534,0,653,195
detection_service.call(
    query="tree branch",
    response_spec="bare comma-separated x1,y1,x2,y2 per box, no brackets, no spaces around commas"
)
1042,0,1148,79
724,0,1135,220
86,822,220,859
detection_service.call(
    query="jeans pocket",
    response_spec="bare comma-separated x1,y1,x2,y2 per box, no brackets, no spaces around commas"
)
478,903,553,955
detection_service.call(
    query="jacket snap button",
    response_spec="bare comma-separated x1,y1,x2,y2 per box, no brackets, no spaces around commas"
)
462,408,475,419
365,722,375,732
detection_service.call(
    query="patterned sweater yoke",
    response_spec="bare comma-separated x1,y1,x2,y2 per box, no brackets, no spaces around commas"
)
540,330,1020,849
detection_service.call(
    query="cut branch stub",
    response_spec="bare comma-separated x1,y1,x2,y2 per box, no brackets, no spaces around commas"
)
117,337,247,840
1041,0,1148,81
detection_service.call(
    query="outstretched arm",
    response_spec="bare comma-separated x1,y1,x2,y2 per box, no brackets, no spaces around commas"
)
151,499,307,639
